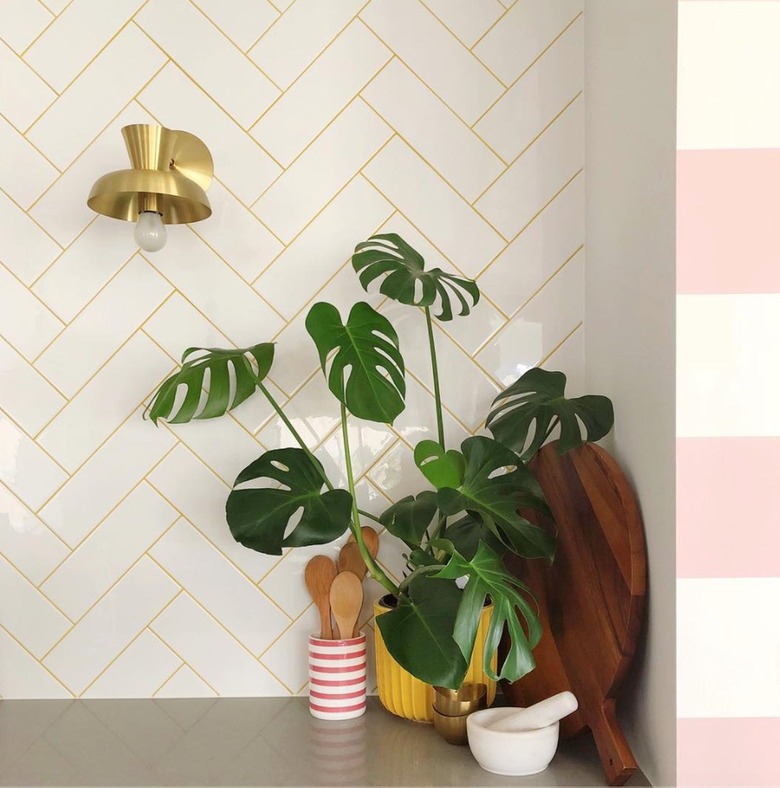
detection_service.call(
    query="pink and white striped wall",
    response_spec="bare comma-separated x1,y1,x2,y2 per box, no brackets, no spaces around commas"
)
677,2,780,785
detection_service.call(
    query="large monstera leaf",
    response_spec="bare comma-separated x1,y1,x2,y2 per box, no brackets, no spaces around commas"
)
226,448,352,555
376,575,467,689
435,541,541,683
487,367,614,461
352,233,480,321
436,436,555,561
380,490,438,548
148,344,274,425
306,301,405,424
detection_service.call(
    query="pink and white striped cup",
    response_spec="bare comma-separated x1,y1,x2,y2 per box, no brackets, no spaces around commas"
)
308,632,367,720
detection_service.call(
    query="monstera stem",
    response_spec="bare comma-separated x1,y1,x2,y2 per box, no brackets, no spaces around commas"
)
340,403,397,595
424,307,446,450
254,377,335,490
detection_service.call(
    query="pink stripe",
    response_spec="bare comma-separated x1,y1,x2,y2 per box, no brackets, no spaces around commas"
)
678,149,780,294
310,688,365,701
309,636,364,647
309,649,366,661
677,437,780,577
310,676,365,687
310,665,366,675
309,700,367,714
679,718,780,786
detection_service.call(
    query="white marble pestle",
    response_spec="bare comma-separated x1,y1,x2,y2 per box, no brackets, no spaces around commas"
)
486,691,578,732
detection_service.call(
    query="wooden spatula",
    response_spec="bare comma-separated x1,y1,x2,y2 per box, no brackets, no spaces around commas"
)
348,526,380,559
305,555,338,639
330,571,364,640
338,541,367,580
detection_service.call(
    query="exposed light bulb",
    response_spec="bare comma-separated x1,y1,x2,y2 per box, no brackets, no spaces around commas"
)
134,211,167,252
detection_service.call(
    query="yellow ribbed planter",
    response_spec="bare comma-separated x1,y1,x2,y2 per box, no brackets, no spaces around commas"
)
373,599,497,723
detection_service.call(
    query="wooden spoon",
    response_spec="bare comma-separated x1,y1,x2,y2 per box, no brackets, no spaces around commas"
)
330,571,364,640
305,555,338,639
338,541,367,580
348,526,380,558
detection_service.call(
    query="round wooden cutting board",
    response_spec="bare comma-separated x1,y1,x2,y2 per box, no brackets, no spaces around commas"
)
503,441,647,787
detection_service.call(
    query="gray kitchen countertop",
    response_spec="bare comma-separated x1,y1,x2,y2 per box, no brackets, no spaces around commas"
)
0,697,649,787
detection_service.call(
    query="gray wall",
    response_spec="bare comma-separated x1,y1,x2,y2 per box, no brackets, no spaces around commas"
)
584,4,678,786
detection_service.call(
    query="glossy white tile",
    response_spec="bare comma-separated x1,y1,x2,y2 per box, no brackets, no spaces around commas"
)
0,192,61,285
37,333,173,472
42,484,177,620
24,0,144,92
479,173,583,313
0,482,68,584
44,557,179,695
364,138,505,275
476,15,583,162
255,176,392,320
0,555,70,657
474,0,582,84
39,410,176,547
249,0,365,89
146,229,284,348
362,59,504,201
0,263,63,360
151,519,289,654
252,100,392,242
155,665,217,698
252,21,390,167
32,222,139,323
151,593,286,696
361,0,503,124
190,0,278,52
0,337,65,435
0,0,52,53
477,251,583,386
26,26,166,169
0,39,56,131
422,0,504,48
83,630,181,699
147,445,279,582
136,0,278,129
0,629,72,699
36,256,171,397
0,413,67,511
190,180,283,283
0,115,58,208
476,95,583,239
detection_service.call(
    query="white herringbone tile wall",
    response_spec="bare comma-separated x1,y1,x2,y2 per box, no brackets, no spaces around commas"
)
0,0,584,698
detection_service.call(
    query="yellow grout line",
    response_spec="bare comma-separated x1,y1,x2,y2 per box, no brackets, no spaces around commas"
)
471,91,583,207
184,0,279,76
412,0,509,89
0,622,75,697
470,11,583,131
539,321,583,369
19,0,76,57
474,169,583,282
247,0,376,134
243,1,286,55
0,183,64,250
468,1,513,52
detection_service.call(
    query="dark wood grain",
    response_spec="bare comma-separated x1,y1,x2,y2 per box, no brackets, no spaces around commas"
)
502,442,647,787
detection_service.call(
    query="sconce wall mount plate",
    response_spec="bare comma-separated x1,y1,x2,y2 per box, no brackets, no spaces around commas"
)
87,124,213,226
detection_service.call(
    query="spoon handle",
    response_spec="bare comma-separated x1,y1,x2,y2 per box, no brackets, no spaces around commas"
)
318,600,332,640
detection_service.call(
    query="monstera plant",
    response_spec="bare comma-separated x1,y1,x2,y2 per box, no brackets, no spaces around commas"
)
146,233,613,689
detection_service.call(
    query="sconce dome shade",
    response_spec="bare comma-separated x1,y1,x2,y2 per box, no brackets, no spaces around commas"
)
87,124,213,225
87,168,211,224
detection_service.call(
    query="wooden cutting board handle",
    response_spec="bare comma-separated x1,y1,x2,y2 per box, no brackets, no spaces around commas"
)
590,700,637,787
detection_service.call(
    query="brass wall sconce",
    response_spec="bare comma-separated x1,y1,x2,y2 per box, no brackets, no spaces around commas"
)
87,124,213,253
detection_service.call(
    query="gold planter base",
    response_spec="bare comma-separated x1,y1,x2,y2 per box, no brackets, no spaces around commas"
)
373,599,497,723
